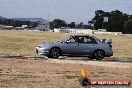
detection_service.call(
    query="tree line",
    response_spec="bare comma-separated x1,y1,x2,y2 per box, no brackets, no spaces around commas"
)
50,10,132,34
91,10,132,34
49,19,89,29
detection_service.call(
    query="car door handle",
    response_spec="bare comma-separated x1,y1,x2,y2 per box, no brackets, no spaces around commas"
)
75,43,80,46
93,45,96,46
77,44,80,46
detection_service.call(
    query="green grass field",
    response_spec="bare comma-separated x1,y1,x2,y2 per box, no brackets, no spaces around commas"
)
0,30,132,58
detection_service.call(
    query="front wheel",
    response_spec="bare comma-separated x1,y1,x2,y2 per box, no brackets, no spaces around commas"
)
49,48,60,58
36,49,38,54
94,50,105,60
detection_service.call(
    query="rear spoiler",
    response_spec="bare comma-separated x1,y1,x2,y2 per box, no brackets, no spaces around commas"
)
101,39,112,44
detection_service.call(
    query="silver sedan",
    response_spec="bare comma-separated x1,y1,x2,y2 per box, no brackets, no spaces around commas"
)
36,35,113,60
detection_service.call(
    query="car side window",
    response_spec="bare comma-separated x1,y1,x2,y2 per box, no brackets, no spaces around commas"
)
68,36,80,43
83,37,97,44
75,36,84,43
68,36,84,43
68,37,76,43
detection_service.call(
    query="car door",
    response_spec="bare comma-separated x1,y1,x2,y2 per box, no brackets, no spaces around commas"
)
62,36,82,56
81,36,99,55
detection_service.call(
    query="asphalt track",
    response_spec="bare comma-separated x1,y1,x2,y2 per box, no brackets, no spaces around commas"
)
0,54,132,63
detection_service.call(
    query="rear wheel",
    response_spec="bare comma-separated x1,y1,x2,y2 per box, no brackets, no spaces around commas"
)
94,50,105,60
47,55,52,58
49,47,61,58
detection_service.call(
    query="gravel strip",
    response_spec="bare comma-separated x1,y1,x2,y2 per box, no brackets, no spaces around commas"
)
48,59,132,68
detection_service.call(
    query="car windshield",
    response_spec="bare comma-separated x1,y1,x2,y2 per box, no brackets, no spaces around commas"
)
60,35,73,42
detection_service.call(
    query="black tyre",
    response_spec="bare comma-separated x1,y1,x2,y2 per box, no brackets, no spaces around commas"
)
94,50,105,60
36,49,38,54
47,55,52,58
49,47,61,58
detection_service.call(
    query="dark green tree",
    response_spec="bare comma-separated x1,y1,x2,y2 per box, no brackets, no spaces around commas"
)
68,22,75,28
110,10,128,32
92,10,105,29
49,22,54,30
51,19,67,28
123,19,132,34
92,10,129,32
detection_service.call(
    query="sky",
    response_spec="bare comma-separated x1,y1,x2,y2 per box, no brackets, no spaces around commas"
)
0,0,132,24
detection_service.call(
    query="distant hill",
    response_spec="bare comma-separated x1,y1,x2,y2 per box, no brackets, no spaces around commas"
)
0,16,7,20
0,16,48,23
12,18,47,23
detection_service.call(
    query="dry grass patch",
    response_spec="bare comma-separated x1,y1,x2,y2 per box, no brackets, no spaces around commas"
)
0,30,68,55
0,58,131,88
0,30,132,58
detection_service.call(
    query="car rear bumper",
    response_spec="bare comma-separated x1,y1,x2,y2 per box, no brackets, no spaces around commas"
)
105,50,113,57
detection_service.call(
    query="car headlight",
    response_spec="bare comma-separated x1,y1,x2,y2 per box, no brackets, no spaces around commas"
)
37,44,41,48
37,44,47,48
42,45,47,48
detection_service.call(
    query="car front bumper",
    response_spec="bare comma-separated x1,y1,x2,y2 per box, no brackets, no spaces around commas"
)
36,47,49,56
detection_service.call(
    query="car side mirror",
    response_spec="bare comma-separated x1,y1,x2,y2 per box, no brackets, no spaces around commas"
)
106,39,112,44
